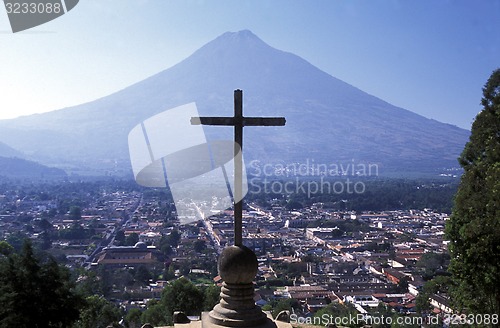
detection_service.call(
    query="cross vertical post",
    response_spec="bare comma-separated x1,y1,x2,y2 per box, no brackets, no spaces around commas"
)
191,89,285,247
191,90,286,327
233,90,243,246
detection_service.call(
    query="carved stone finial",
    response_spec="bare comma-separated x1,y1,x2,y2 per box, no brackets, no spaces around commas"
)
208,245,267,327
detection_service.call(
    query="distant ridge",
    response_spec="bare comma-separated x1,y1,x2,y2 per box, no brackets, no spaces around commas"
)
0,141,23,158
0,156,67,179
0,30,469,176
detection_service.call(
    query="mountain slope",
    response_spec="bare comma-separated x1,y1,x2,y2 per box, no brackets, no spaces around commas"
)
0,30,469,176
0,141,24,158
0,156,66,179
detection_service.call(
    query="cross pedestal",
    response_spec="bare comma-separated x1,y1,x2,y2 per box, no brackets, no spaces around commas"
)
191,90,286,327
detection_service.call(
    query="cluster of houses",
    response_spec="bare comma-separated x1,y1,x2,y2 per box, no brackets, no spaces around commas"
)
0,186,452,318
198,203,451,317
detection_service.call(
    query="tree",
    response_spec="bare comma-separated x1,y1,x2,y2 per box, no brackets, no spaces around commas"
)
314,303,358,328
372,303,393,328
39,231,52,250
69,205,82,220
425,274,452,294
141,299,170,326
59,222,88,240
193,239,207,253
271,298,300,319
5,231,27,251
162,277,204,317
203,284,221,311
73,295,122,328
135,265,152,284
0,240,13,256
0,240,82,327
416,252,450,280
167,229,181,248
416,274,453,315
97,265,114,297
285,198,303,210
164,263,176,281
37,217,53,231
124,308,143,328
125,232,139,246
446,68,500,316
115,230,126,245
396,276,410,293
140,277,205,325
415,288,433,315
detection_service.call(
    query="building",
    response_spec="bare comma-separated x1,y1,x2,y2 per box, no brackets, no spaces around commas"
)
95,242,160,267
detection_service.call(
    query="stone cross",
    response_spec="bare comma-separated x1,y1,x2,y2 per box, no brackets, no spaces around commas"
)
191,89,285,246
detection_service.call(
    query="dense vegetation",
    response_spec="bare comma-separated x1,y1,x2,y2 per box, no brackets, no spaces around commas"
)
140,277,220,326
248,178,459,213
0,239,220,327
0,240,83,327
446,68,500,317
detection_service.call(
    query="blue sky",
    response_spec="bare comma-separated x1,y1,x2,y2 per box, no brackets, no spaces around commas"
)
0,0,499,129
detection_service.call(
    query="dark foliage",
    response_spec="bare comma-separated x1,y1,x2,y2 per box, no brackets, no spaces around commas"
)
446,68,500,316
0,240,83,327
248,178,458,213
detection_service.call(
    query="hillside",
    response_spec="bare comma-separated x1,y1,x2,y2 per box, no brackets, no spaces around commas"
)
0,141,23,158
0,156,67,179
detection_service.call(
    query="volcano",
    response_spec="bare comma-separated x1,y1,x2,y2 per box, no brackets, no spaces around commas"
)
0,30,468,176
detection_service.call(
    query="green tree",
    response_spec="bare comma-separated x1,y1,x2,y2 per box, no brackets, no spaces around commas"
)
0,240,13,256
314,303,359,328
416,252,449,280
167,229,181,248
59,222,88,240
396,276,410,293
162,277,204,317
125,232,139,246
203,284,221,311
141,299,170,326
69,205,82,220
6,231,27,251
48,207,58,218
415,290,432,315
135,265,152,284
0,240,82,327
372,303,392,328
115,230,126,245
73,295,122,328
75,269,106,296
164,263,176,281
194,239,207,253
446,68,500,316
39,231,52,250
37,217,53,231
124,308,143,328
390,316,419,328
271,298,300,319
97,265,114,297
415,275,452,315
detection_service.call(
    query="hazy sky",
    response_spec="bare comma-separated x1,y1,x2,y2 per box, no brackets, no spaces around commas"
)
0,0,499,129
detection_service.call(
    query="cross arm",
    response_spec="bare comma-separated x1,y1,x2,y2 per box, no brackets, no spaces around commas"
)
191,116,286,126
191,117,235,125
243,117,286,126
